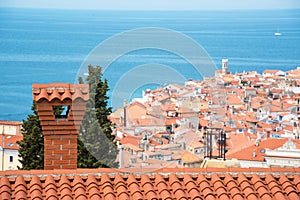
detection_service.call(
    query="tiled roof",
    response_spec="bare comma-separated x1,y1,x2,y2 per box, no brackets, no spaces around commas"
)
0,121,22,126
227,138,288,161
226,94,244,105
32,83,89,102
0,168,300,200
263,69,280,74
0,135,23,150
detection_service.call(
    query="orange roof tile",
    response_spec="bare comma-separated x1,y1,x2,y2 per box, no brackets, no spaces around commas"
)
0,168,300,199
199,118,209,127
263,69,280,74
0,134,23,150
227,133,254,155
181,151,202,163
227,138,288,161
0,121,22,126
119,135,141,146
32,83,89,102
227,94,244,105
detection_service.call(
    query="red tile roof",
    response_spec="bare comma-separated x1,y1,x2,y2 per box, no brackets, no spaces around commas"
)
0,135,23,150
32,83,89,102
0,121,22,126
227,94,244,105
0,168,299,200
227,138,288,161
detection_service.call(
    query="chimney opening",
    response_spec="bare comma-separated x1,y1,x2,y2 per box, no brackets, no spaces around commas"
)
53,105,70,120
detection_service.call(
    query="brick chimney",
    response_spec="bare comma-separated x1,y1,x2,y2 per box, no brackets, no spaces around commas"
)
32,83,89,170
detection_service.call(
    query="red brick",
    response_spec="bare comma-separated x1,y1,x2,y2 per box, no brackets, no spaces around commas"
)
44,155,60,160
44,150,53,155
44,166,54,170
51,165,64,169
53,140,69,145
44,145,60,150
60,144,77,149
69,130,79,135
44,160,53,165
62,154,77,159
69,149,77,154
53,160,70,165
69,160,77,165
62,135,78,139
61,164,77,169
53,150,69,155
45,135,62,140
44,139,53,145
39,116,55,121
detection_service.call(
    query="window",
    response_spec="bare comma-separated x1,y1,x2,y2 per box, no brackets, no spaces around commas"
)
7,143,14,147
9,156,13,163
260,149,265,153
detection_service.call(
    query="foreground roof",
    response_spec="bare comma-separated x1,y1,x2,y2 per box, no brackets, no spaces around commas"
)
0,168,300,200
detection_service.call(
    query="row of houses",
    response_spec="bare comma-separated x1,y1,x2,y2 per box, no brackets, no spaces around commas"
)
110,61,300,168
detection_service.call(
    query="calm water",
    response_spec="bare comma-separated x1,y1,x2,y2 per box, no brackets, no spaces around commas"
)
1,8,300,121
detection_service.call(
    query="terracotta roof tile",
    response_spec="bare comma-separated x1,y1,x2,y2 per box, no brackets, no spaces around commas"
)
237,174,259,200
114,173,130,199
265,174,287,200
183,174,200,200
141,174,158,199
29,176,43,200
101,174,115,200
73,175,87,200
58,176,72,200
197,174,216,200
0,176,11,200
1,168,300,199
15,176,27,200
32,83,89,102
294,174,300,192
127,174,144,199
211,174,230,200
224,174,244,200
279,174,300,200
0,120,22,126
155,174,172,200
169,174,188,199
251,174,272,200
0,135,23,150
86,174,101,200
44,175,58,200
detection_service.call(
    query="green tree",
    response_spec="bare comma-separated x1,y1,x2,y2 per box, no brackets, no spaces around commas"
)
77,65,118,168
17,102,44,169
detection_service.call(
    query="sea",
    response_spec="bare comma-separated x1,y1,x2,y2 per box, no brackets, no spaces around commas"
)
1,8,300,121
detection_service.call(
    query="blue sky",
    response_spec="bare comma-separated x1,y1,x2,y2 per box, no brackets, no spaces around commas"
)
1,0,300,10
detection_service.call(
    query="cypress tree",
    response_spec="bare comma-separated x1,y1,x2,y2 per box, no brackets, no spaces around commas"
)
77,65,118,168
17,102,44,169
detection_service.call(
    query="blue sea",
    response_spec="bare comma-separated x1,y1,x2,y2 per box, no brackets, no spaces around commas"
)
1,8,300,121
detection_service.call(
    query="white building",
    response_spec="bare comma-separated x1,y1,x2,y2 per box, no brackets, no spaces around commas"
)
0,121,23,170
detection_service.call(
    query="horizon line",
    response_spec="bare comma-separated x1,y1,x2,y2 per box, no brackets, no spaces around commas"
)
1,6,300,12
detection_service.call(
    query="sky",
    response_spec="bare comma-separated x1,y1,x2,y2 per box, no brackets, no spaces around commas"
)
1,0,300,10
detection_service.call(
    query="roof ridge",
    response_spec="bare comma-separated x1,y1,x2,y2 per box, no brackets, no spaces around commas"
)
1,167,300,178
